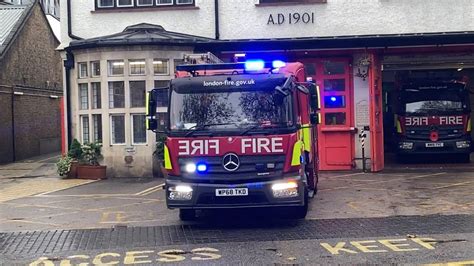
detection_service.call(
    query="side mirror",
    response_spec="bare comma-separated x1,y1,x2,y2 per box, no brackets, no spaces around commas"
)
310,113,320,125
309,83,320,111
146,88,168,132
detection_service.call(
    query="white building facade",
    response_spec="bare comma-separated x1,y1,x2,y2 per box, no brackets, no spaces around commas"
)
61,0,474,176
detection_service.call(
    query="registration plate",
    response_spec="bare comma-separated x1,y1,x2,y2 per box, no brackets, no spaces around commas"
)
426,142,444,148
215,188,248,197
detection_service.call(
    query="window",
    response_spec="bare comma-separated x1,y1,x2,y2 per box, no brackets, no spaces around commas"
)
111,115,126,144
97,0,194,9
156,0,172,5
79,83,88,110
91,61,101,77
109,81,125,108
130,81,146,108
137,0,153,6
153,59,169,75
173,59,185,72
176,0,193,4
81,115,90,143
259,0,326,4
129,59,146,75
78,62,88,78
92,114,103,143
154,81,169,107
108,60,124,76
132,114,147,144
117,0,133,7
98,0,114,7
91,82,102,109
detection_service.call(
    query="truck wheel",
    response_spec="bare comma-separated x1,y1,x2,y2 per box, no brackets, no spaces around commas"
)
179,209,196,221
293,190,308,219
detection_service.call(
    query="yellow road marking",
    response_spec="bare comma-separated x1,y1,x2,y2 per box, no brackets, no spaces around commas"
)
347,202,359,211
135,184,165,195
0,219,59,226
425,260,474,266
432,181,474,190
0,179,96,203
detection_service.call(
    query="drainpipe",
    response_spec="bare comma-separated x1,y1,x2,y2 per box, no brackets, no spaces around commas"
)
11,88,16,162
67,0,82,40
214,0,220,40
64,51,75,147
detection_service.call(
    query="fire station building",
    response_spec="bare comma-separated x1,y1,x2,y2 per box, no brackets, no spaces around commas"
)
60,0,474,177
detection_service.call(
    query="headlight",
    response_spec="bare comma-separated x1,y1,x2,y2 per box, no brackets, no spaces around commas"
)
456,141,471,148
271,181,299,198
399,142,413,150
185,163,196,173
168,185,193,200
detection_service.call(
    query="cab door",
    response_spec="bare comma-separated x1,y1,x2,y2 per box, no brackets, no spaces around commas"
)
304,59,354,170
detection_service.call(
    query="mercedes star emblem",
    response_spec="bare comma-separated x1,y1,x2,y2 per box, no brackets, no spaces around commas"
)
222,153,240,172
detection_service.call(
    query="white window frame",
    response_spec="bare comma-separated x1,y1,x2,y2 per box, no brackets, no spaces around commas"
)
92,114,103,143
91,61,101,77
156,0,173,6
153,59,169,75
131,114,148,145
78,62,88,79
176,0,193,4
91,82,101,109
80,115,90,144
108,60,125,76
137,0,153,6
110,115,126,145
79,83,89,110
97,0,114,8
116,0,133,7
129,59,146,76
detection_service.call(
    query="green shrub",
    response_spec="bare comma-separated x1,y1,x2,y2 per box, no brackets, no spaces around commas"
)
68,139,82,160
56,155,72,176
81,142,103,166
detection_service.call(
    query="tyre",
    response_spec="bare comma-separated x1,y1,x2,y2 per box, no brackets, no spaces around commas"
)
292,189,308,219
179,209,196,221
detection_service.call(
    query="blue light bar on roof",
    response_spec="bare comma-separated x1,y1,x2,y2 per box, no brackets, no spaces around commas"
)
245,60,265,71
272,60,286,68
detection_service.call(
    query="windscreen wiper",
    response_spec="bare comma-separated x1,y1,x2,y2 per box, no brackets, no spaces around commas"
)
185,122,239,137
240,122,289,136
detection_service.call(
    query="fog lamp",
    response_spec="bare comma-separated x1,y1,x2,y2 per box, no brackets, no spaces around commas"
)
399,142,413,150
272,181,299,198
185,163,196,173
456,141,471,149
168,185,193,200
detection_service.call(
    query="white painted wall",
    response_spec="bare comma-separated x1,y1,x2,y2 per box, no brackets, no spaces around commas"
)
61,0,474,47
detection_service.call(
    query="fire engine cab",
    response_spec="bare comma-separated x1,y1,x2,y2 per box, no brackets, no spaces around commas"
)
146,59,320,221
395,80,472,162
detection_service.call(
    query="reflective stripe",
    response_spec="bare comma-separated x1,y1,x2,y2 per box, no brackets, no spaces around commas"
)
164,144,172,170
316,85,321,109
467,118,472,132
302,124,311,152
145,92,150,116
291,140,303,166
396,120,402,133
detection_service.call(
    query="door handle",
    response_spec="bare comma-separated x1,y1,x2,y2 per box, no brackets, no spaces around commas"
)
321,127,357,133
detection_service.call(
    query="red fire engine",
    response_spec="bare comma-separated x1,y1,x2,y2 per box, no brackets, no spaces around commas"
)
395,80,472,162
147,59,320,220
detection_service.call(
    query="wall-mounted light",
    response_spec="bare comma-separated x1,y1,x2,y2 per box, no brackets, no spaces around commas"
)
13,91,24,96
50,95,59,99
355,55,371,81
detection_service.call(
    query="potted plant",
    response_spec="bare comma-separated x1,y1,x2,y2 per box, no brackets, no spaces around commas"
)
67,139,82,178
56,155,73,178
76,142,107,180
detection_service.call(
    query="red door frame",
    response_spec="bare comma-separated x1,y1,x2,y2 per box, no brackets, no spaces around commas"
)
369,53,384,172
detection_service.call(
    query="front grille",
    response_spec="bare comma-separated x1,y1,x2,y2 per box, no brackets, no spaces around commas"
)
405,127,464,140
196,192,268,205
178,155,286,182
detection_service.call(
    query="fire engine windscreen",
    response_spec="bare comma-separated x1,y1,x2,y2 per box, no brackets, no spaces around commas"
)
169,75,294,132
401,87,470,115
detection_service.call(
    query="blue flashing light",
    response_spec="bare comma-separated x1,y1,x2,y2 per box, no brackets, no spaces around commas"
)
272,60,286,68
330,96,337,102
196,163,208,173
245,60,265,71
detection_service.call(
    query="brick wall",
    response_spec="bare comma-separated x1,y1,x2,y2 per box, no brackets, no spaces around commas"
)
0,2,63,164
